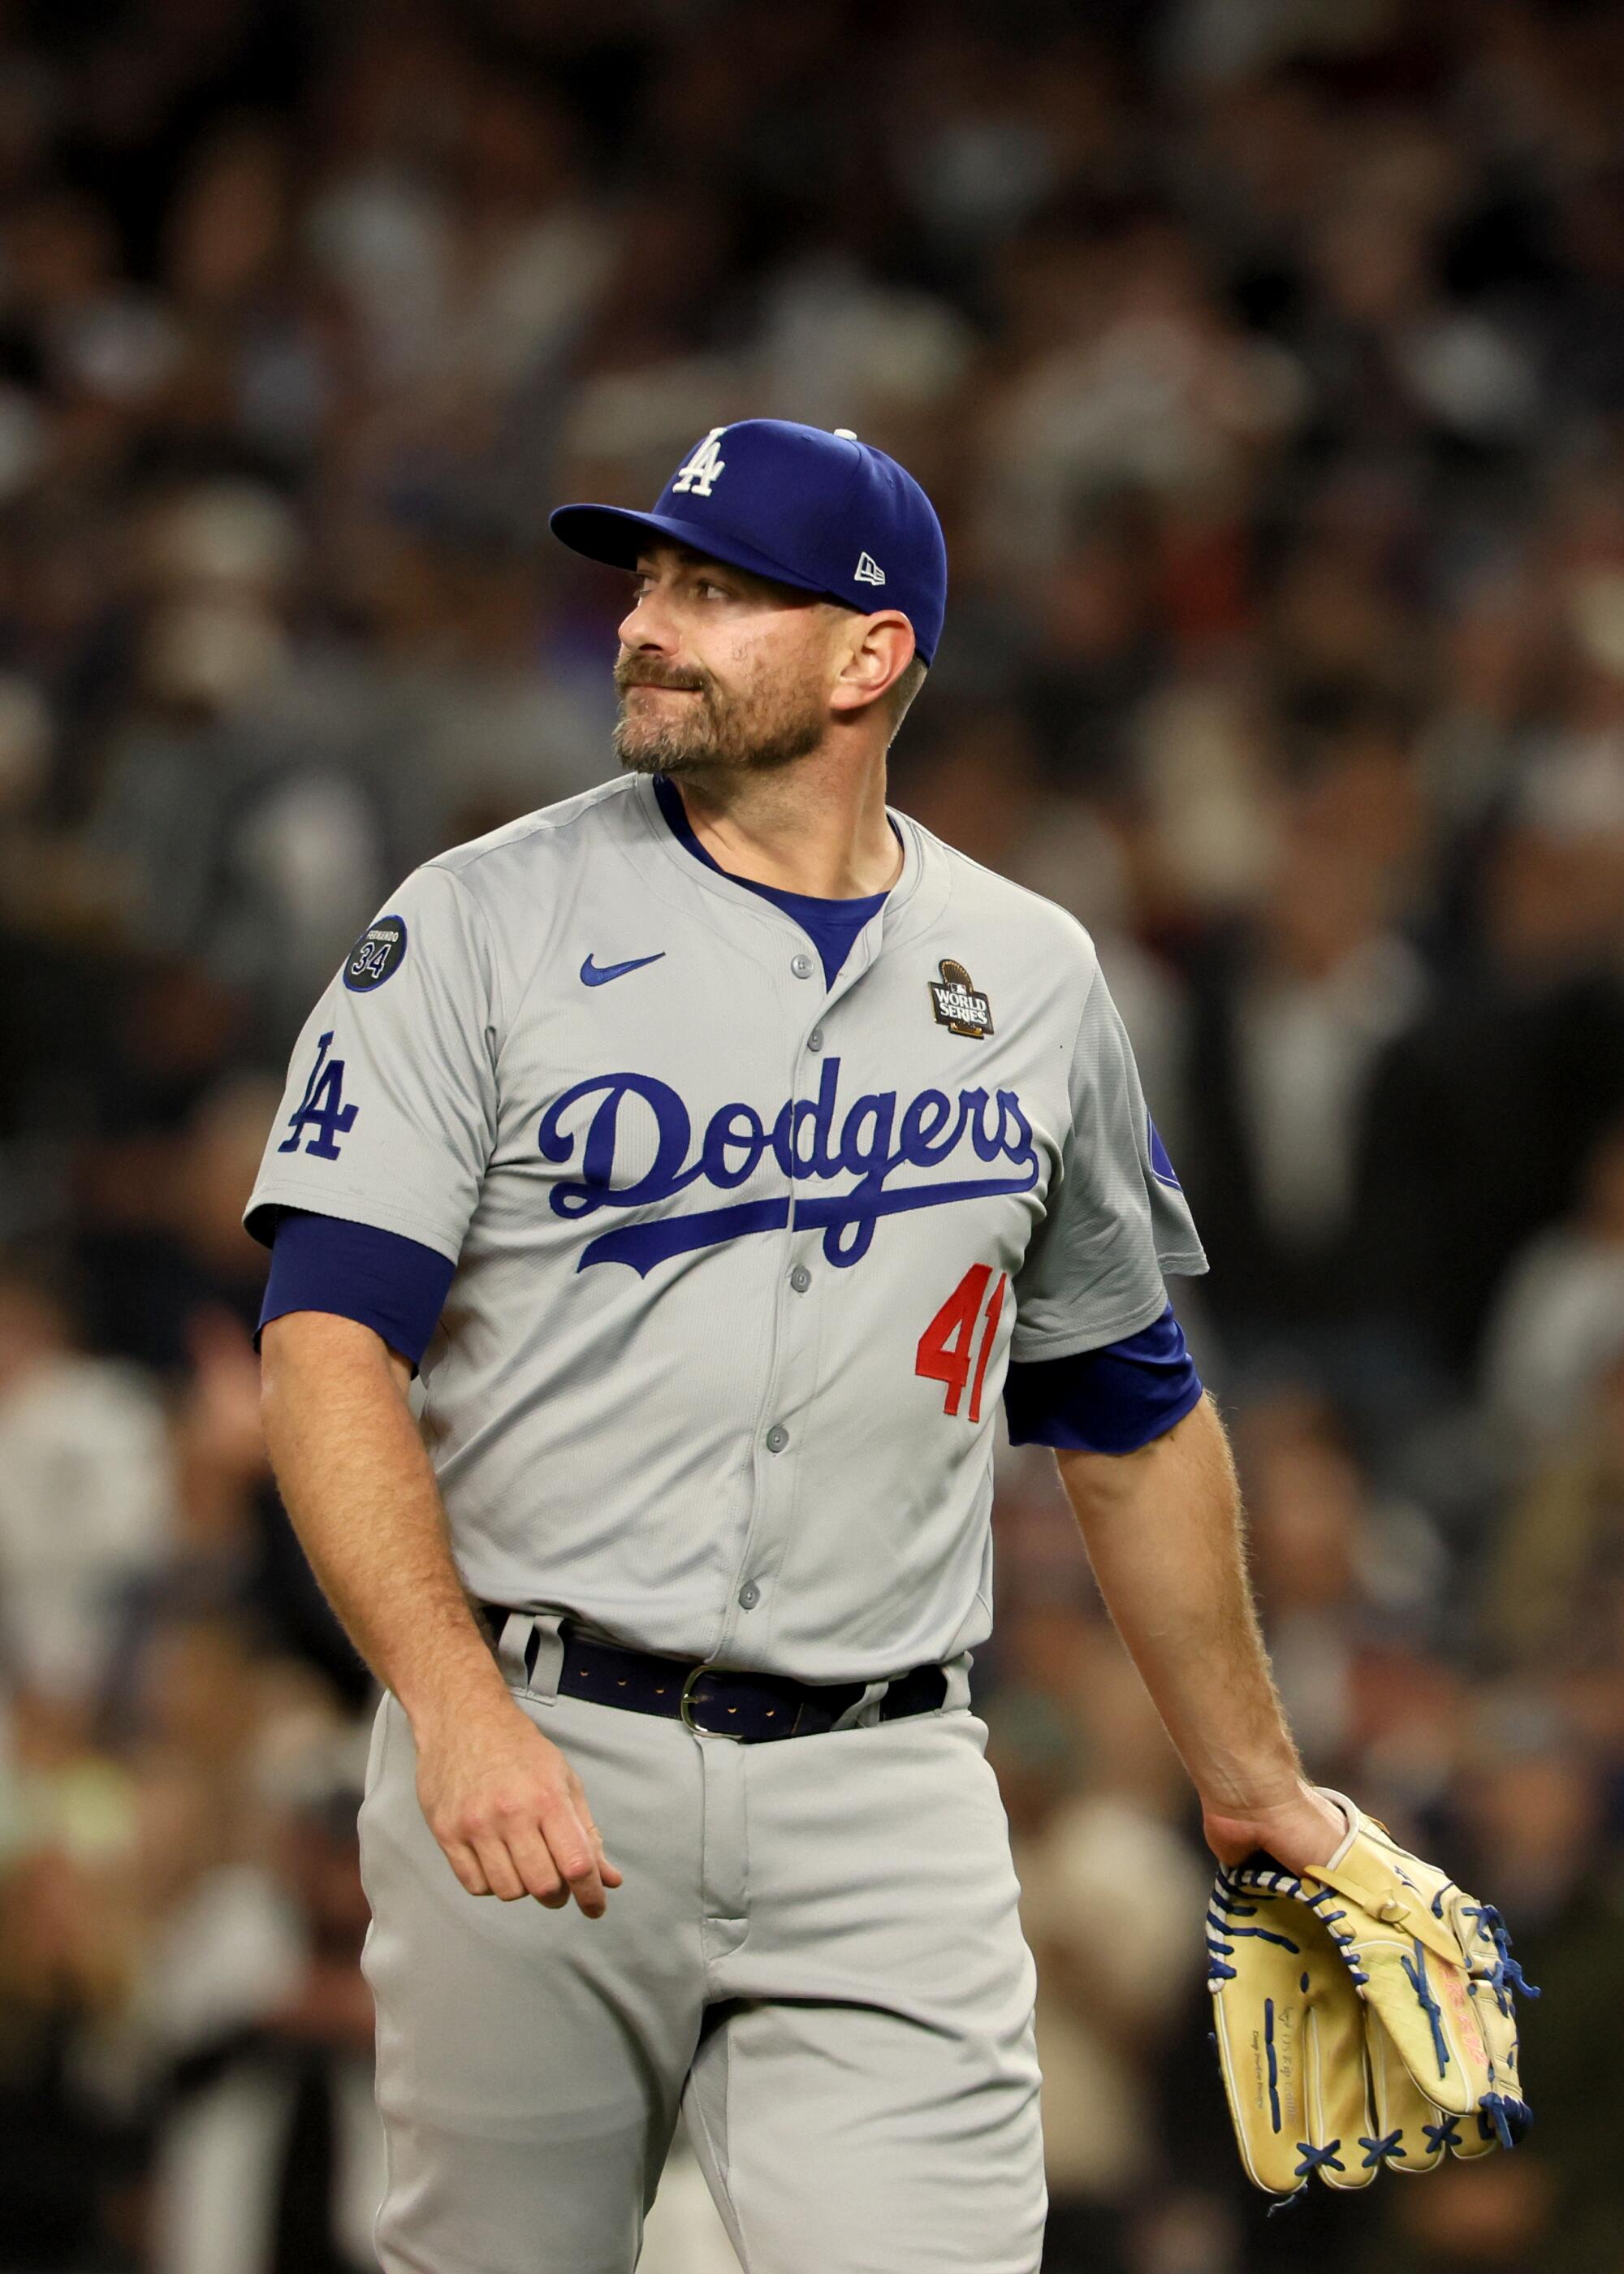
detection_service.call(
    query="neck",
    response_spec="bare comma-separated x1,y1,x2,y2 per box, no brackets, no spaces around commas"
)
659,743,901,899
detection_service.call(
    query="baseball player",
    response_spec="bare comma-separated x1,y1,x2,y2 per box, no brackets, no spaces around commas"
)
249,420,1349,2273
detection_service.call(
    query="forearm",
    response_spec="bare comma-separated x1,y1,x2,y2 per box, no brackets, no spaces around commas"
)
259,1310,508,1736
1056,1391,1300,1814
261,1309,619,1916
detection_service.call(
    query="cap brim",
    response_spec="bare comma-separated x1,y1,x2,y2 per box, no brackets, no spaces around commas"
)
548,504,828,597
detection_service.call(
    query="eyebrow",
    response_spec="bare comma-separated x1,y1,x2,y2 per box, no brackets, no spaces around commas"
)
633,546,731,574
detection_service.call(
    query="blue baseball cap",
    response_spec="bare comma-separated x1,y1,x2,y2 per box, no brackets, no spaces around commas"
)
550,419,948,664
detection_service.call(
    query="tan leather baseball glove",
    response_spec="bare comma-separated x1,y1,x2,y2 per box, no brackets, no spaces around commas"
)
1207,1789,1536,2197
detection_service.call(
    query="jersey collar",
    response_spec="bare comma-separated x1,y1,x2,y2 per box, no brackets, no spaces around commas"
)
625,769,944,947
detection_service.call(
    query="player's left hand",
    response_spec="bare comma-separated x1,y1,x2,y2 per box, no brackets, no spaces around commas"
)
1206,1787,1537,2196
1200,1775,1345,1873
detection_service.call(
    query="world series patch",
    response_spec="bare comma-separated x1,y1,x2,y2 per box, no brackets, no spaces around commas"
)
929,958,993,1040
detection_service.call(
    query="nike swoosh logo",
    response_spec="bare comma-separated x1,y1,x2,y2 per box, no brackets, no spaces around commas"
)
580,951,666,988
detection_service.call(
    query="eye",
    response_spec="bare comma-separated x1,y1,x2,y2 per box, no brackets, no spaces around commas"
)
698,577,732,599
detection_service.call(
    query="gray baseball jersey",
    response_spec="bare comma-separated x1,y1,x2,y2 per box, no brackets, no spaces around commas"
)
247,770,1207,1683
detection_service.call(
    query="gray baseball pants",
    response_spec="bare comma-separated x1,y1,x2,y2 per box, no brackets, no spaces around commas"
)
357,1610,1046,2273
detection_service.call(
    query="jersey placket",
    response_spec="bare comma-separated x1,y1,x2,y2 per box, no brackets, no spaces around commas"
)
708,917,887,1669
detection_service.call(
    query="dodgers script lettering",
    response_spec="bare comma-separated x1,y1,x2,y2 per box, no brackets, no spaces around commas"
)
537,1056,1042,1275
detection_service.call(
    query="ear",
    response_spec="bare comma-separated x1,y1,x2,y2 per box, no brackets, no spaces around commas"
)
828,612,916,718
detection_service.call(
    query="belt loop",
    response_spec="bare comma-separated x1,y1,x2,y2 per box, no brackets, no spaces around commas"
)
833,1679,890,1732
492,1611,530,1692
494,1609,568,1703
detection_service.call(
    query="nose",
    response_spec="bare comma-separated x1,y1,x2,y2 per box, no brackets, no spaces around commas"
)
618,581,678,655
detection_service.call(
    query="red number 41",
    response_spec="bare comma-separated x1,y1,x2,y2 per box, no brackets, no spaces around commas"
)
915,1265,1008,1424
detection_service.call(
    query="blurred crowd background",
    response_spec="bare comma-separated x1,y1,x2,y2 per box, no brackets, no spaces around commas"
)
0,0,1620,2268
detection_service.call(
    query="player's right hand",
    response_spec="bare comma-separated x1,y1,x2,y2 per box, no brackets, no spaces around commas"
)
412,1697,623,1917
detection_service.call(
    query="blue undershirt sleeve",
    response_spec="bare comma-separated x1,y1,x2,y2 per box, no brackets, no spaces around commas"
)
257,1208,456,1372
1003,1303,1203,1453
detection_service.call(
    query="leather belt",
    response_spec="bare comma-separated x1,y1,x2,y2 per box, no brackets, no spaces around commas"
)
477,1607,948,1743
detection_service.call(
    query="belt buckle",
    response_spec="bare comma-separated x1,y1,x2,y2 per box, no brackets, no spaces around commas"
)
680,1662,743,1739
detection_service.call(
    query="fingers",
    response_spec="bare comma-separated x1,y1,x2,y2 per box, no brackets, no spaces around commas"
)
576,1794,624,1890
469,1836,529,1904
533,1789,609,1917
502,1818,572,1910
434,1791,618,1916
443,1840,491,1898
420,1713,622,1917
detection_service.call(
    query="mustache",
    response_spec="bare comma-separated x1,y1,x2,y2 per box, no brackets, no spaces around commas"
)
614,659,710,695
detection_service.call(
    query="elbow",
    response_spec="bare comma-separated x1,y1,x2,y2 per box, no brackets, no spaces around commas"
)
258,1309,319,1407
1055,1429,1163,1509
258,1314,286,1419
260,1309,411,1409
1056,1393,1215,1509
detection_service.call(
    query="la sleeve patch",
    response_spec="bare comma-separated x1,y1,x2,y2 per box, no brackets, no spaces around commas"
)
277,1032,357,1158
344,912,408,992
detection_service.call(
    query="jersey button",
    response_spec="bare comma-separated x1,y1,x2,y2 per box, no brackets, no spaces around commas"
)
790,953,814,979
807,1027,824,1053
765,1423,789,1453
737,1580,761,1610
789,1264,811,1293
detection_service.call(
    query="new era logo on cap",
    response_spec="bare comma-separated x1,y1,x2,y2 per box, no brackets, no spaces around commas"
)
548,419,948,664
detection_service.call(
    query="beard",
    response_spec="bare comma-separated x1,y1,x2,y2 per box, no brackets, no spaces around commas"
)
613,653,826,777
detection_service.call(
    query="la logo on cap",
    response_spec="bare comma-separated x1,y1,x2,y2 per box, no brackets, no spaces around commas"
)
672,427,727,497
